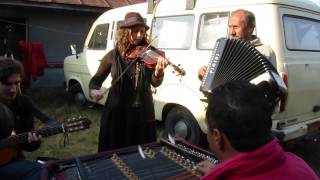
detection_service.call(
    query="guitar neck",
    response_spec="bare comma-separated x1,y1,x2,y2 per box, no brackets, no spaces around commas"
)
0,125,64,150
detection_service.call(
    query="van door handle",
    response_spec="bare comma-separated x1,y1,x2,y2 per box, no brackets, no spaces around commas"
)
313,105,320,112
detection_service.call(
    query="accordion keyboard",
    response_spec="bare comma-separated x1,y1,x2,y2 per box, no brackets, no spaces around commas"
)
200,38,280,93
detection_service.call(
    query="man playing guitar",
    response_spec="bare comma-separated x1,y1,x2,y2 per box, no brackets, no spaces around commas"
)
0,57,43,180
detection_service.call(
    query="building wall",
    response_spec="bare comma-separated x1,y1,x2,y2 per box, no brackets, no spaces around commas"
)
0,5,102,87
28,10,95,62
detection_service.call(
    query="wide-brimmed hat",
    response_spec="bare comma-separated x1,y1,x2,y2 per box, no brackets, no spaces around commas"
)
120,12,149,30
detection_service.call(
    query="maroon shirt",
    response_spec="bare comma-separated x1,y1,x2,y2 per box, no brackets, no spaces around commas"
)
202,138,318,180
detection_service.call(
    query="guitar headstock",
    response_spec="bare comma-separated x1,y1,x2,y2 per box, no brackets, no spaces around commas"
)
63,116,91,133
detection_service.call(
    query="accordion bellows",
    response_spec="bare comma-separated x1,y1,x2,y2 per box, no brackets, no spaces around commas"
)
200,38,287,94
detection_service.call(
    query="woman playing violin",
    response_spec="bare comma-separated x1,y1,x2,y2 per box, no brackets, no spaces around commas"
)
89,12,167,152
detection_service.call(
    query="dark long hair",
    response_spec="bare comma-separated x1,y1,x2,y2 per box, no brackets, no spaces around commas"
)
116,27,150,59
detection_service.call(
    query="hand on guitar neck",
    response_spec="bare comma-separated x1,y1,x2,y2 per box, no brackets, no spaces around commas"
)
0,116,91,166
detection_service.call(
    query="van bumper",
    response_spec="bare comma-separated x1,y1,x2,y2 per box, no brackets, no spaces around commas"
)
272,119,320,141
272,125,307,141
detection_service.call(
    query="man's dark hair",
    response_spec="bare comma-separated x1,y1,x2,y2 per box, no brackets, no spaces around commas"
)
0,57,24,83
206,80,274,151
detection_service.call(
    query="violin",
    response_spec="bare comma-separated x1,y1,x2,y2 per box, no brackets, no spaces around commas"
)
127,45,186,76
127,46,157,68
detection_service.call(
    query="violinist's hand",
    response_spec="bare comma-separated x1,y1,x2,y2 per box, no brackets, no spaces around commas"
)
155,56,168,78
195,160,215,176
27,132,43,145
90,88,106,102
198,66,207,80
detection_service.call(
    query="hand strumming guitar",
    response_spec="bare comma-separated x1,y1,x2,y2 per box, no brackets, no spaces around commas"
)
27,132,43,145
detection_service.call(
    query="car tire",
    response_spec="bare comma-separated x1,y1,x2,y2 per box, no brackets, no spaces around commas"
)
68,83,86,106
165,106,201,144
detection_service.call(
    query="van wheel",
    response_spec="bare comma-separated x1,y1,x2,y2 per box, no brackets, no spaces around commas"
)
68,83,86,106
165,106,201,144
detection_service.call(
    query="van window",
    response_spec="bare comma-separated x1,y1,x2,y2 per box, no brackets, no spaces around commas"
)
283,15,320,51
198,12,229,50
110,21,123,41
152,15,194,49
88,23,109,50
116,21,124,30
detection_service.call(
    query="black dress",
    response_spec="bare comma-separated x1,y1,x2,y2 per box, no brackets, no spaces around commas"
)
89,48,163,152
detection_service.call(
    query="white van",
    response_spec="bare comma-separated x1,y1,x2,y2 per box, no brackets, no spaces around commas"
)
64,0,320,144
63,3,152,107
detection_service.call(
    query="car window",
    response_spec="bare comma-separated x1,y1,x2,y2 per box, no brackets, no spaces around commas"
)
88,23,109,50
197,12,229,50
151,15,194,49
283,15,320,51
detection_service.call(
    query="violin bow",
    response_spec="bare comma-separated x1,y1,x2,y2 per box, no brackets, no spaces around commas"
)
143,36,186,76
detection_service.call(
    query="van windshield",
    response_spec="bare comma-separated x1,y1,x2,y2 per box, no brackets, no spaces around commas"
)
197,12,229,50
88,23,109,50
151,15,194,49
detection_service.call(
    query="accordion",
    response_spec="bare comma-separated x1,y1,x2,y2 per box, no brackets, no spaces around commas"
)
41,139,218,180
200,38,287,95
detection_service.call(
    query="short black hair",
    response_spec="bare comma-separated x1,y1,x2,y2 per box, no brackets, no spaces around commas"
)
0,57,24,83
206,80,274,151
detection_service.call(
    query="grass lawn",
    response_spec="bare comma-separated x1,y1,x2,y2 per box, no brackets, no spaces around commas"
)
23,86,165,160
24,87,101,160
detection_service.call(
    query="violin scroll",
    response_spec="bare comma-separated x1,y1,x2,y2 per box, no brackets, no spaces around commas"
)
169,61,186,76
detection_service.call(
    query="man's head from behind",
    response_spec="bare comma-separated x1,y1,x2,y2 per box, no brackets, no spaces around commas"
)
0,57,23,103
206,80,274,161
229,9,255,41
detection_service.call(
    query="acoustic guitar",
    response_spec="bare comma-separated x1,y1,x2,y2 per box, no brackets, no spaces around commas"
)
0,116,91,166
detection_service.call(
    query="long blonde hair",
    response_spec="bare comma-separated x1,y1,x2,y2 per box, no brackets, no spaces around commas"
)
116,27,150,59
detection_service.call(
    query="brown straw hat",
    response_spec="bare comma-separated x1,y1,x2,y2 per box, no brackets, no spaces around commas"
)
120,12,149,30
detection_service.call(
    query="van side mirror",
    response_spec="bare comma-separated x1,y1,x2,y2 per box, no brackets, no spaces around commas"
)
70,44,78,59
